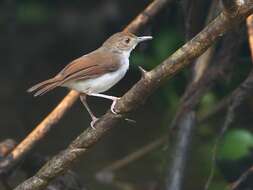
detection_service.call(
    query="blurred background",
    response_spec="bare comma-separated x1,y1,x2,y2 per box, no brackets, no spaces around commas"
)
0,0,253,190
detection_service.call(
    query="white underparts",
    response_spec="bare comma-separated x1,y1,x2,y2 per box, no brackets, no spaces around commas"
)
64,56,129,94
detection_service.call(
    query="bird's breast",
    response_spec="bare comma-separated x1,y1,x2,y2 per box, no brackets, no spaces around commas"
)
66,58,129,94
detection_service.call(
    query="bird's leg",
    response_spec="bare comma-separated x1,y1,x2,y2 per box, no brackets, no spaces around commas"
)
89,93,120,114
80,94,98,129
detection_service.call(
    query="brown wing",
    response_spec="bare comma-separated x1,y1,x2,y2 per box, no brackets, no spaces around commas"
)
28,49,121,96
56,49,121,84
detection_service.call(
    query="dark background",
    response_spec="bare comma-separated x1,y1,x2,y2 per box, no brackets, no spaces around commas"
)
0,1,253,190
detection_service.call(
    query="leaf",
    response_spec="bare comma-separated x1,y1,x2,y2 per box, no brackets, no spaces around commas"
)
217,129,253,160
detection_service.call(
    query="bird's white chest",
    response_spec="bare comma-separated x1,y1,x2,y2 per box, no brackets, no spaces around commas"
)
66,57,129,94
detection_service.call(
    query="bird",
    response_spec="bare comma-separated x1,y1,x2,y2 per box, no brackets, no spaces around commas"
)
27,31,152,128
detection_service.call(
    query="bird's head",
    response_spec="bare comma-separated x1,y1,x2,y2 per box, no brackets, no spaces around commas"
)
102,31,152,56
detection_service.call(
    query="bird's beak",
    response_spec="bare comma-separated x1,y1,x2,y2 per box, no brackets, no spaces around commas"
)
137,36,153,43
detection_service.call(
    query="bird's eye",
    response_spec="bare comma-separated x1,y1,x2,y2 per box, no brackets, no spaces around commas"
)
125,38,130,44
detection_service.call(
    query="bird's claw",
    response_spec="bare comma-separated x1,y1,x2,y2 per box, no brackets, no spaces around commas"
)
90,117,99,129
110,97,120,114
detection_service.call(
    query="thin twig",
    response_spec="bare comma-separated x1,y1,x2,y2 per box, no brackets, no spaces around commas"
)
204,101,237,190
165,112,196,190
230,166,253,189
0,0,173,177
124,0,173,33
182,0,209,40
198,96,230,124
208,70,253,190
14,2,253,190
96,136,167,184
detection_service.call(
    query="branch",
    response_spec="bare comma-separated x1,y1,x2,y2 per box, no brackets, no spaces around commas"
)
227,14,253,190
165,2,218,190
166,27,243,190
166,25,244,190
172,27,243,127
182,0,211,40
21,154,87,190
204,12,253,190
165,112,196,190
14,2,253,190
0,0,172,177
222,0,244,14
207,69,253,190
124,0,173,33
200,12,253,123
0,139,86,190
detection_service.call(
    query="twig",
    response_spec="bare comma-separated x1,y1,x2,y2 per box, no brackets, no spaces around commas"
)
165,2,218,190
96,136,167,184
230,166,253,189
205,12,253,190
165,112,196,190
247,14,253,61
0,139,16,190
203,26,246,190
124,0,173,33
0,139,16,158
182,0,211,40
14,2,253,190
200,13,253,124
0,0,172,177
193,0,219,83
207,70,253,190
198,96,230,124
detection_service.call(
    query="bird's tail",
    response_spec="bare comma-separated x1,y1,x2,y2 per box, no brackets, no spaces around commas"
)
27,77,61,97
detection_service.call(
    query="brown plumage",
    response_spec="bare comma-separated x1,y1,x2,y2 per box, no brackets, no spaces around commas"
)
27,48,121,96
27,31,152,128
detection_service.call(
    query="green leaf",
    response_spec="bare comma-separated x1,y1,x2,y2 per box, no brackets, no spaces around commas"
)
217,129,253,160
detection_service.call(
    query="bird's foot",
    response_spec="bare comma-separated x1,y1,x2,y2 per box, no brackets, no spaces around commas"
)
110,97,120,114
90,117,99,129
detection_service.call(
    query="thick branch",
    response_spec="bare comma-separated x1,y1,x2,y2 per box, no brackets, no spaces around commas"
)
14,2,253,190
0,0,172,177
